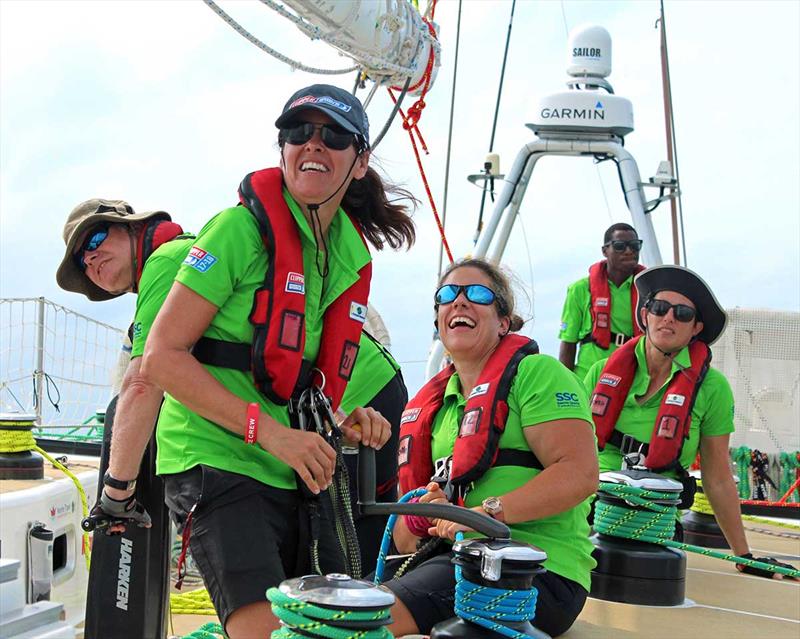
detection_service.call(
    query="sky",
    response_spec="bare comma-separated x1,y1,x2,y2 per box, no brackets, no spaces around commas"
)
1,0,798,398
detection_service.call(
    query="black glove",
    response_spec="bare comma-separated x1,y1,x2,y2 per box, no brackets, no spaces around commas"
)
737,553,797,580
88,490,152,535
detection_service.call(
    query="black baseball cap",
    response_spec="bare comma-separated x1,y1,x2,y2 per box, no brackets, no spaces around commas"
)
275,84,370,148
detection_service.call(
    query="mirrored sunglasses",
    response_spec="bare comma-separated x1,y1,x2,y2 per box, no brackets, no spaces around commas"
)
434,284,496,306
280,122,357,151
646,298,697,323
606,239,644,253
74,225,110,270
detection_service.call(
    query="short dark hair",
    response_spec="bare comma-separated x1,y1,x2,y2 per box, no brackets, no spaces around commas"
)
603,222,637,244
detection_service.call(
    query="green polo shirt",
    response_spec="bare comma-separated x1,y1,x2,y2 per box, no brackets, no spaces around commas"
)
584,338,735,475
429,354,597,591
155,190,372,490
130,237,196,359
559,274,638,380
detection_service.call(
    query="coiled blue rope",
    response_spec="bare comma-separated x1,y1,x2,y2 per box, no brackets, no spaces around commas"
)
375,489,540,638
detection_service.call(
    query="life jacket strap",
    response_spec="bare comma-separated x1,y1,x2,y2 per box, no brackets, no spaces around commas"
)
581,331,632,348
192,336,313,398
494,448,544,471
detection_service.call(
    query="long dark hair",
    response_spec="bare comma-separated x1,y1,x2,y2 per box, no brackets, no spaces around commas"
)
341,166,416,250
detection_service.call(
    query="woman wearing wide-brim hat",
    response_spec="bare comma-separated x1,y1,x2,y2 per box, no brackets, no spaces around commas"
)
585,264,795,579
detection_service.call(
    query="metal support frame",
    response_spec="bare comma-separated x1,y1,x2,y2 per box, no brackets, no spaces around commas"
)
426,135,663,378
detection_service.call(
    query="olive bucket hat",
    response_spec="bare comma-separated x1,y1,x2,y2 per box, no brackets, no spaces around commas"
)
634,264,728,346
56,198,170,301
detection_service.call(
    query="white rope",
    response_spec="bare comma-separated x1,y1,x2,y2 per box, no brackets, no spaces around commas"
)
201,0,358,75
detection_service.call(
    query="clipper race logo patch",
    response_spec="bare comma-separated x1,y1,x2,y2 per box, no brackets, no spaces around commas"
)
184,246,217,273
599,374,622,387
401,408,421,425
596,297,609,307
285,272,305,294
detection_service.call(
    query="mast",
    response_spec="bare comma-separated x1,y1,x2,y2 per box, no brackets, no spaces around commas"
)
658,0,681,265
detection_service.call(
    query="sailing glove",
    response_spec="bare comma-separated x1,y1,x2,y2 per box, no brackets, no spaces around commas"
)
90,490,152,534
737,553,797,580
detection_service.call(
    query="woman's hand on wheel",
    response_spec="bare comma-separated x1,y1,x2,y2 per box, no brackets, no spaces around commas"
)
259,416,336,494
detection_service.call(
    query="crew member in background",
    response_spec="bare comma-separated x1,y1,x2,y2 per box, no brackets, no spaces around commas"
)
585,265,795,580
559,222,645,380
56,198,190,525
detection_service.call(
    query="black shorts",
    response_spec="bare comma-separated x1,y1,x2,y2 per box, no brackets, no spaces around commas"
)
163,465,347,627
382,549,588,637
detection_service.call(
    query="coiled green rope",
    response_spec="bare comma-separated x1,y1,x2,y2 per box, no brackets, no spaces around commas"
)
267,587,393,639
179,622,226,638
595,481,800,579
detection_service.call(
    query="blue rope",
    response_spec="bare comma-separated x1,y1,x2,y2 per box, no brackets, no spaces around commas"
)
374,488,426,584
374,491,540,638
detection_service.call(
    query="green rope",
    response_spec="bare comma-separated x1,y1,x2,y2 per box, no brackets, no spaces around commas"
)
731,446,752,499
180,622,226,638
267,587,392,639
596,482,800,579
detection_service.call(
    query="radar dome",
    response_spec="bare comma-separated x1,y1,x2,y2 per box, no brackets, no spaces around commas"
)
567,25,612,78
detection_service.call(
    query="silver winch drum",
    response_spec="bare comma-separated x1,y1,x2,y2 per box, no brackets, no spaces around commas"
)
279,573,395,610
452,538,547,586
598,469,683,506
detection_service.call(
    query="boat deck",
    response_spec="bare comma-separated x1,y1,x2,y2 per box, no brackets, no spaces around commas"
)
169,524,799,638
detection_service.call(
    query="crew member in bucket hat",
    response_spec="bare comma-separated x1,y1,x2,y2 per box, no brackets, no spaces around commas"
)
138,83,417,637
56,198,174,301
585,264,795,580
56,198,190,532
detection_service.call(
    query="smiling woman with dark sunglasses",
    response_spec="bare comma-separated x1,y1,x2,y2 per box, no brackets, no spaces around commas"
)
584,265,794,581
138,84,416,638
381,258,598,638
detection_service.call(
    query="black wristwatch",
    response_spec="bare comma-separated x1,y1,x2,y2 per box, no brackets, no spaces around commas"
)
103,471,137,491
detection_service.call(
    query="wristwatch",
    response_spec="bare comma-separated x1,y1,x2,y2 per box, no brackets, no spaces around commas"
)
481,496,504,521
103,470,137,491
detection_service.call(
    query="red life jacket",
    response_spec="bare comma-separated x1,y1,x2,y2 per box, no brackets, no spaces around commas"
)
238,167,372,411
590,335,712,473
397,334,542,499
588,260,645,349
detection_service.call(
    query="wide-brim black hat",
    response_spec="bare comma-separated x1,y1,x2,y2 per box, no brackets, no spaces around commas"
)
634,265,727,345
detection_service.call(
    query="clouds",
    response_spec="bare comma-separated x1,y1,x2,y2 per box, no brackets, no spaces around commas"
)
1,0,798,395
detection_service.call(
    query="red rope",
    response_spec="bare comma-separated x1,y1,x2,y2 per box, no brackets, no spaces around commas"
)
388,14,453,264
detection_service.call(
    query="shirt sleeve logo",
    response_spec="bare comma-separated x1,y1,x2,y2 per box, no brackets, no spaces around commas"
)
349,302,367,323
285,272,305,295
183,246,217,273
555,392,581,408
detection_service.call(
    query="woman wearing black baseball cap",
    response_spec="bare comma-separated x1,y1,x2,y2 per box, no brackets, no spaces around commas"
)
139,84,416,637
585,265,794,580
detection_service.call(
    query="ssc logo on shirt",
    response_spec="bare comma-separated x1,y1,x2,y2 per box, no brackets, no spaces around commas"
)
184,246,217,273
285,272,305,295
132,322,142,339
555,391,581,408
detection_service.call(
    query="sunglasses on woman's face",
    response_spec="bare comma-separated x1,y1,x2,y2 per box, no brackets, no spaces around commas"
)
605,239,644,253
434,284,496,306
74,225,110,270
280,122,357,151
646,298,697,323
